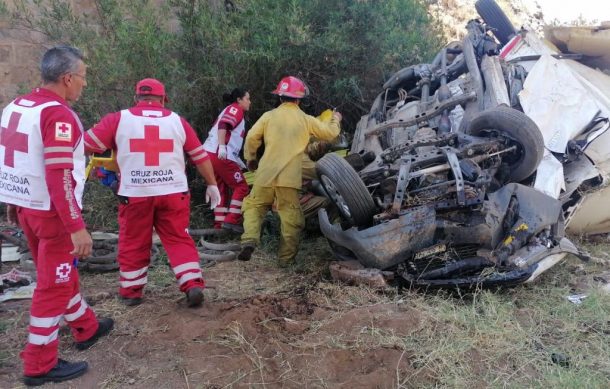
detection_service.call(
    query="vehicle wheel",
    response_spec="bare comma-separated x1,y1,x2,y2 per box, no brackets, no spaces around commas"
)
466,106,544,182
316,153,376,227
475,0,517,46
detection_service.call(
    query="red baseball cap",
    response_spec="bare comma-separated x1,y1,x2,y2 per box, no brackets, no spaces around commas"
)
135,78,169,102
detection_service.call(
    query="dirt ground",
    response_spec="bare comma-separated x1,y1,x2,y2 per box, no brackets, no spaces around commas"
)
0,243,434,389
1,235,609,388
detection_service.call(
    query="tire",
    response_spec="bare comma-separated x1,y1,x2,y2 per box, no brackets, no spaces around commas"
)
316,153,376,227
188,228,228,238
475,0,516,46
466,106,544,182
78,262,119,273
199,239,241,252
199,250,236,262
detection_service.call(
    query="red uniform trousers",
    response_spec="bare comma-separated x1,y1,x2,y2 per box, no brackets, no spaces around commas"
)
209,153,249,228
17,207,99,376
117,192,204,299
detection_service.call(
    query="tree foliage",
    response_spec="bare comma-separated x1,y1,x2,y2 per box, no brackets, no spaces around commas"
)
2,0,443,133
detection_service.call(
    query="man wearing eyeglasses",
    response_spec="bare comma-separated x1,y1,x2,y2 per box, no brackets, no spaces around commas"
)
0,45,113,386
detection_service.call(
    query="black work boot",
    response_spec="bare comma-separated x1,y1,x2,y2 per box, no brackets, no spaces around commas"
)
75,317,114,350
238,244,255,261
23,359,88,386
186,287,204,308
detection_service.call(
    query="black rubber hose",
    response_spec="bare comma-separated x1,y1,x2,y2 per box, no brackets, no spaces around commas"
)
418,257,493,280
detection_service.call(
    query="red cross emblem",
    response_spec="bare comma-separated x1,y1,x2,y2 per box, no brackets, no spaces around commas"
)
55,122,72,142
57,123,70,134
129,125,174,166
56,263,71,279
0,112,28,168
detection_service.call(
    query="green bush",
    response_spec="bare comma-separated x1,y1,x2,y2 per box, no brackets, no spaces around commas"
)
2,0,443,132
2,0,443,228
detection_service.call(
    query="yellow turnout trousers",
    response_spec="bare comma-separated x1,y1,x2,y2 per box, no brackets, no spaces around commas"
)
241,185,305,263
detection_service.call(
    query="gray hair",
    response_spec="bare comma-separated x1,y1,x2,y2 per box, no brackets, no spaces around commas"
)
40,46,84,83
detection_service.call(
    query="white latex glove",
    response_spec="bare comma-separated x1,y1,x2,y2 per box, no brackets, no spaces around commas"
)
205,184,221,209
218,145,228,160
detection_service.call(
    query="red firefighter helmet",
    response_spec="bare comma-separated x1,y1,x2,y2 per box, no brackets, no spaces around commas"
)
271,76,308,98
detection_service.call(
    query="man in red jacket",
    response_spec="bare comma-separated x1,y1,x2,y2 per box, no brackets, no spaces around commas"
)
0,45,113,386
84,78,220,308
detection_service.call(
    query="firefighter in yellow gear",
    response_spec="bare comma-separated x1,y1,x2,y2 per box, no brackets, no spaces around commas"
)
238,76,342,265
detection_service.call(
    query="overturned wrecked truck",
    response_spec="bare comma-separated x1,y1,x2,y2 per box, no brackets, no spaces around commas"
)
315,0,605,288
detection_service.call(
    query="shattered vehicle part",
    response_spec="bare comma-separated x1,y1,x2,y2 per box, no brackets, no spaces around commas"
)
316,0,603,288
500,22,610,236
329,260,393,289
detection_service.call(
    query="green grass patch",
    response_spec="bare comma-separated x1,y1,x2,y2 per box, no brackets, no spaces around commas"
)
0,319,8,335
296,237,610,387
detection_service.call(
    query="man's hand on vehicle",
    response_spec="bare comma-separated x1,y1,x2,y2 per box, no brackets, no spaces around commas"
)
247,160,258,172
205,184,221,209
218,145,228,160
70,228,93,259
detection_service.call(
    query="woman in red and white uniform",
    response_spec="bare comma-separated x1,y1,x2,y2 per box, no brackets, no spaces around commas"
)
203,88,251,232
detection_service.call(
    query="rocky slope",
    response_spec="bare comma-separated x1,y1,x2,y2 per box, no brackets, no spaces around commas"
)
428,0,543,42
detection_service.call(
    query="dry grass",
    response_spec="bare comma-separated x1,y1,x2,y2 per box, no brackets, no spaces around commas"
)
294,239,610,387
1,235,609,387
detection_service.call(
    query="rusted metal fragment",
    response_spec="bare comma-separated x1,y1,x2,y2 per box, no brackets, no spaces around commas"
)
329,260,394,289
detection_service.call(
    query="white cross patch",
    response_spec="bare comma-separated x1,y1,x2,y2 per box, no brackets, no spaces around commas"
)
55,122,72,142
56,262,72,283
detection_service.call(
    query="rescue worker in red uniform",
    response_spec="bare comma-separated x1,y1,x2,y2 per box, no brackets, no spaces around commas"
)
84,78,221,308
203,88,251,233
0,46,113,386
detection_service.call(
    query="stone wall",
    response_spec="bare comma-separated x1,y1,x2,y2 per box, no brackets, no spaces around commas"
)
0,0,97,105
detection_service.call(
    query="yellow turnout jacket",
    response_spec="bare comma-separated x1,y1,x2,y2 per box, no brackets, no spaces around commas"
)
244,102,340,189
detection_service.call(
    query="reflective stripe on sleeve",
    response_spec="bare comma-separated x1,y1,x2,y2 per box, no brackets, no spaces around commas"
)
190,152,209,163
187,145,205,156
45,157,73,165
44,146,73,153
86,130,107,150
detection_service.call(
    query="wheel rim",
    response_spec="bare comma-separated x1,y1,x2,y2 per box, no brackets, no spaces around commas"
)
320,174,352,219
